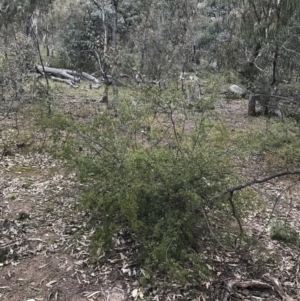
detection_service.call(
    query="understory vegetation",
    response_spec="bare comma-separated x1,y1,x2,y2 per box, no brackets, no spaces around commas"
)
33,84,300,283
1,0,300,299
53,90,235,276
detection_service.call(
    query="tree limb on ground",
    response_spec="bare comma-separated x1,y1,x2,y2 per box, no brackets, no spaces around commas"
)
263,273,295,301
211,170,300,203
49,76,79,88
209,170,300,235
36,65,99,84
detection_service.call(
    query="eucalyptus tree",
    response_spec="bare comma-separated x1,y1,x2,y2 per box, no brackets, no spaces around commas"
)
217,0,300,115
0,0,53,38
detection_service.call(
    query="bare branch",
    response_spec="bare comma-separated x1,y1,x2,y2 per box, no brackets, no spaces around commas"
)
210,170,300,203
201,206,225,248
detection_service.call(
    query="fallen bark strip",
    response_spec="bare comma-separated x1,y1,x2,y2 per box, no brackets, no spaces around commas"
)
234,280,273,290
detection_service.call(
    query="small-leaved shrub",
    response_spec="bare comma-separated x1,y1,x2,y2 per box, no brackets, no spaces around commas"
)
51,88,239,279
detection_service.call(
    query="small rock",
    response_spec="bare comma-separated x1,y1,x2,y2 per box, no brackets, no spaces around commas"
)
18,211,30,220
228,85,247,97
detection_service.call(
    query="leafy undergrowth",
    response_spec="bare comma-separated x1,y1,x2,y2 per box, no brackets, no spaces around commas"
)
1,89,300,300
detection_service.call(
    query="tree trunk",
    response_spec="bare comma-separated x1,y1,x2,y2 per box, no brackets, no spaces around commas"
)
102,0,108,54
42,25,50,57
248,94,256,116
26,9,39,42
91,0,108,54
112,0,118,51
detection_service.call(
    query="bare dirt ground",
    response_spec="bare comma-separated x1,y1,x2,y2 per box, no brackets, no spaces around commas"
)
0,152,127,301
1,95,300,300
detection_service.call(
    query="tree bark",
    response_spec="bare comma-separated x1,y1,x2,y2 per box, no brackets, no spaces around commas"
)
248,93,256,116
26,8,39,42
91,0,108,54
112,0,119,52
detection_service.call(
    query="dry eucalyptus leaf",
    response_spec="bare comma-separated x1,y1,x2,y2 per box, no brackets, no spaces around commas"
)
131,289,138,298
86,291,101,298
46,280,57,288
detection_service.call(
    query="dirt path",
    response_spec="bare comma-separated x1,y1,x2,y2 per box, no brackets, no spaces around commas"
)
0,153,126,301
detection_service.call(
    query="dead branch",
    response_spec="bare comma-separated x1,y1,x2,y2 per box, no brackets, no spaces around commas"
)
263,274,295,301
211,170,300,203
222,276,294,301
50,76,78,88
201,205,225,248
207,170,300,238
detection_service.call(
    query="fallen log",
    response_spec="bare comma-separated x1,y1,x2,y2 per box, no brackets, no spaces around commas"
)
36,65,80,82
89,83,103,89
36,65,99,84
81,72,99,83
50,76,79,88
66,69,99,83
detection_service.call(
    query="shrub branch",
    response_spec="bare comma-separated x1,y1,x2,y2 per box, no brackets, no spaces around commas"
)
211,170,300,202
210,170,300,235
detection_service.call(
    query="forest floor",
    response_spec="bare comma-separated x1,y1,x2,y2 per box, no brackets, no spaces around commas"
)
1,89,300,301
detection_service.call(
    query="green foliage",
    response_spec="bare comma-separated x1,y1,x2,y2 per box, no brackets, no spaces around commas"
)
50,1,100,70
23,180,33,189
271,220,300,247
55,0,139,72
59,20,100,70
50,88,235,278
219,0,300,116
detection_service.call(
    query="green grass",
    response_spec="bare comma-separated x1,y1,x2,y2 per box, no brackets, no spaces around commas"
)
271,220,300,247
9,193,17,200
